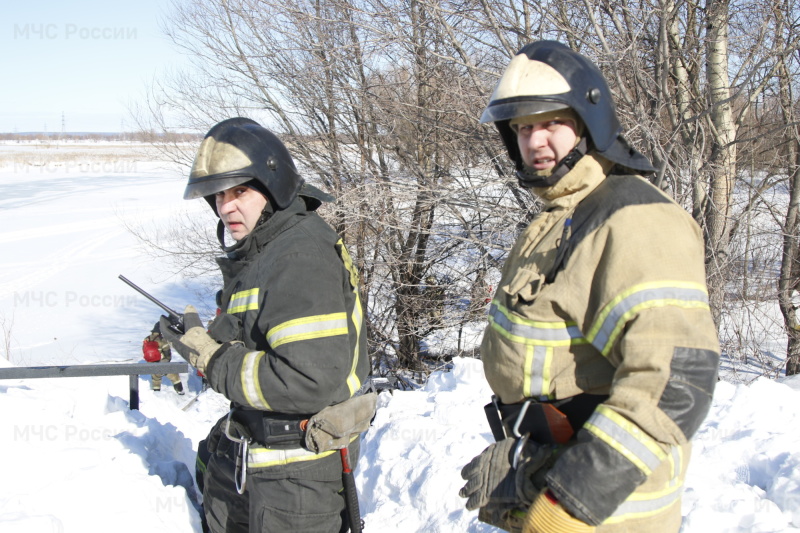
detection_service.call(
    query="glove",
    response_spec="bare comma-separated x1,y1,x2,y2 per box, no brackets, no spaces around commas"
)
523,490,596,533
160,305,221,374
460,438,520,510
459,437,553,511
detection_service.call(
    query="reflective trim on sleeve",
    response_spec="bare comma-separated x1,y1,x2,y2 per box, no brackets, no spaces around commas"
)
228,288,260,314
267,313,348,349
605,482,682,523
241,351,271,410
586,281,710,356
488,301,588,346
584,405,667,476
605,445,684,524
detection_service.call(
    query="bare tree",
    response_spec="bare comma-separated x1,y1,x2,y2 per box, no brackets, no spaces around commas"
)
136,0,532,371
774,0,800,375
137,0,800,378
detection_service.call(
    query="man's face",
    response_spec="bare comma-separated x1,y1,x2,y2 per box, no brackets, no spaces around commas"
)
215,185,268,241
516,117,579,173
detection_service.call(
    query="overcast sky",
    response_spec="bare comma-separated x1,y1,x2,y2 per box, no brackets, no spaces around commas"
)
1,0,187,133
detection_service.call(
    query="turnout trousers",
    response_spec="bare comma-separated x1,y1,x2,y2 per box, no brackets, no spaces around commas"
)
200,436,358,533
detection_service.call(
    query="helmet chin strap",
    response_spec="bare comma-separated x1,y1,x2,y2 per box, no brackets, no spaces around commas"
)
516,137,588,188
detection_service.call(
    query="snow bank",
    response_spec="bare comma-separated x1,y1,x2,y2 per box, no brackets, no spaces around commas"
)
3,358,800,532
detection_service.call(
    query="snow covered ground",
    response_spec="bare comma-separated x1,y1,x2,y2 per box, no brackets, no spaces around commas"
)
2,142,800,532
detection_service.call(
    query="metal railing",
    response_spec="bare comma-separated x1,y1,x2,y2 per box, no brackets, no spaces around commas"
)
0,362,189,410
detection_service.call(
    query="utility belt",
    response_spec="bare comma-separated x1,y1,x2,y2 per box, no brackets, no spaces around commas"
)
484,393,608,445
219,393,378,494
231,408,310,449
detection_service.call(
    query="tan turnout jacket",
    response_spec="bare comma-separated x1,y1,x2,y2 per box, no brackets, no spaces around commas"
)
481,153,720,531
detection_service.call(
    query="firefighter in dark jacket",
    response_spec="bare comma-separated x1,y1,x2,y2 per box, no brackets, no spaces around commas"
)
458,41,720,532
160,118,373,533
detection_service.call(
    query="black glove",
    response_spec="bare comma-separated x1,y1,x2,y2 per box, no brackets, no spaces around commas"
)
460,437,554,510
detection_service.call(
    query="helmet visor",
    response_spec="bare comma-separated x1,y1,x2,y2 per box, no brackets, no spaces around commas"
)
480,98,569,124
183,171,254,200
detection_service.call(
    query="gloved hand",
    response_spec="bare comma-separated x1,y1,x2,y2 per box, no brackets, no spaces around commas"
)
523,490,596,533
459,437,553,511
160,305,221,374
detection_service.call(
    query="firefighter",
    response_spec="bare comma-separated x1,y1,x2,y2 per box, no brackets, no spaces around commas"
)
142,322,184,395
458,41,720,532
159,118,373,533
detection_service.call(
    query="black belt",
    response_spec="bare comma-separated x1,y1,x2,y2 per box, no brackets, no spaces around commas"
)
231,407,311,449
484,394,608,444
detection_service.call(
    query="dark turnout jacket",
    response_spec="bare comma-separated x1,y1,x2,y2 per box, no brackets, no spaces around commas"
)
205,195,368,417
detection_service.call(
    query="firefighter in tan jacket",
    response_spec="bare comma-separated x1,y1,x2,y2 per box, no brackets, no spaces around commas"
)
459,41,720,533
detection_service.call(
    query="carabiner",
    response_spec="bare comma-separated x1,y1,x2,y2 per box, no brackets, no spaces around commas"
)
512,433,530,470
224,409,251,494
235,438,248,494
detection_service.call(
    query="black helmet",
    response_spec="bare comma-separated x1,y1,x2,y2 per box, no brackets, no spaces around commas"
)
185,118,304,212
481,41,654,179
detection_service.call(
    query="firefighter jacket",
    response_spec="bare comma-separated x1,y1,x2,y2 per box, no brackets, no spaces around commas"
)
480,152,720,530
204,194,369,419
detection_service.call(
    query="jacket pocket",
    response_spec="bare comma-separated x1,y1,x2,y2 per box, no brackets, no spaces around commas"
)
503,267,547,306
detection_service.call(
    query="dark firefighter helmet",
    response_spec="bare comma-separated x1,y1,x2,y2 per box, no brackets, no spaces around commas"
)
481,40,654,182
184,117,332,213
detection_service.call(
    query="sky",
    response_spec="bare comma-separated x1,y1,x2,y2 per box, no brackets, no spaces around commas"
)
1,0,188,133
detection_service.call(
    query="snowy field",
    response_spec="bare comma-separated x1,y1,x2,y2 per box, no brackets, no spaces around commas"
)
1,142,800,532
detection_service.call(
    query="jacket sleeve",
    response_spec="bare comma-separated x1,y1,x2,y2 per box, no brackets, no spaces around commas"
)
206,246,359,415
545,201,720,525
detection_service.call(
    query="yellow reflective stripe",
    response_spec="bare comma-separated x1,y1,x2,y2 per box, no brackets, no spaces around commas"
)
523,344,554,400
605,445,684,523
585,405,667,476
248,447,336,468
336,238,363,396
346,292,364,395
336,238,365,396
195,454,207,475
247,435,358,468
241,351,271,410
668,445,682,487
604,480,682,523
488,301,588,346
336,238,359,289
586,281,709,356
267,313,348,349
228,288,260,314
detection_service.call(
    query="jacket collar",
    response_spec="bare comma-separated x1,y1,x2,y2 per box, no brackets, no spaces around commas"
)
533,151,614,210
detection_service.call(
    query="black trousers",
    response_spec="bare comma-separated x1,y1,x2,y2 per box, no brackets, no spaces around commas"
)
197,425,357,533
